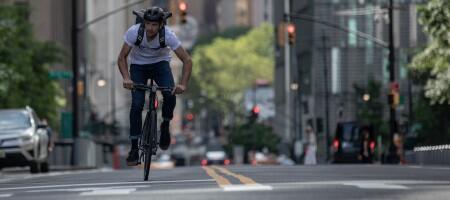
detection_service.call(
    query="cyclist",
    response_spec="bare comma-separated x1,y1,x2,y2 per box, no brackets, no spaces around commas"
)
117,6,192,166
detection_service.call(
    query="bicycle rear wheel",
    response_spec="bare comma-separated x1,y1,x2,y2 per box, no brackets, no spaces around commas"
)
143,110,157,181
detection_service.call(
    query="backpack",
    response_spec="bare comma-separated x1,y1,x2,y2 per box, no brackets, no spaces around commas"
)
132,9,172,48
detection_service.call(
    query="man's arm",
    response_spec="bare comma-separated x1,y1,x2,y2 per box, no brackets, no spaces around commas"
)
173,46,193,94
117,42,134,89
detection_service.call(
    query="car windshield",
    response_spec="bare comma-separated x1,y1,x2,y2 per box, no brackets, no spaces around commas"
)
342,123,359,142
0,110,31,130
207,145,224,152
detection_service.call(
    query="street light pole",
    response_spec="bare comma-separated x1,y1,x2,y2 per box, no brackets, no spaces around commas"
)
71,0,79,166
321,30,330,162
387,0,398,163
284,0,291,143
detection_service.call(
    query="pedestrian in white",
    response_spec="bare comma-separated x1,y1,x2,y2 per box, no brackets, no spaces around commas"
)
304,126,317,165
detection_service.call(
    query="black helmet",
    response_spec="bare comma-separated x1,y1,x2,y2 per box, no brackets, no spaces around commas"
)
143,7,165,22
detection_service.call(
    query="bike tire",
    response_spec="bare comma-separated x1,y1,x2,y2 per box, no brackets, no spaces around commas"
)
143,110,157,181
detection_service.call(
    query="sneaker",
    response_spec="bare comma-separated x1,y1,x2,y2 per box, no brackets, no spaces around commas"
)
126,148,139,166
159,121,171,150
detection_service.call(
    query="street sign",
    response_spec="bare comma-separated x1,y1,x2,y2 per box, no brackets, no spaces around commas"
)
49,71,73,80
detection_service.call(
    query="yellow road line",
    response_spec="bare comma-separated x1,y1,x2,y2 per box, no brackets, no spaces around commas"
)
211,166,258,185
202,166,231,187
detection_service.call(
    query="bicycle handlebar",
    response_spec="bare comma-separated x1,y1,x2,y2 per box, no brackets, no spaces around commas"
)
132,83,173,92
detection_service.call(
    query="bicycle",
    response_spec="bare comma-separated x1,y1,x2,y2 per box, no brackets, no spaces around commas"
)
133,81,172,181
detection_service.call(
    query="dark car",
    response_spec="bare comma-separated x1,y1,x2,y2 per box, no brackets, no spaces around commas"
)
332,122,376,163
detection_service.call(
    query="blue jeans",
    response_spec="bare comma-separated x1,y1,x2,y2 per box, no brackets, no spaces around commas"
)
129,61,176,140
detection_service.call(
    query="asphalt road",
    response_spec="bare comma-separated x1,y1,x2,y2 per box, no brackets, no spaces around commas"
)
1,165,450,200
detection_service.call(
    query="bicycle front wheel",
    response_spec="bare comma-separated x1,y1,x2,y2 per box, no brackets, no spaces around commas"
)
143,110,157,181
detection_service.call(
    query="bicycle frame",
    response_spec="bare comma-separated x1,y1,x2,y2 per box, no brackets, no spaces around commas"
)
133,81,172,181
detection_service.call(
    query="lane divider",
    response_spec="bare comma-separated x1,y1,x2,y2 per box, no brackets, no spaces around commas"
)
202,166,273,192
202,166,231,187
211,166,257,185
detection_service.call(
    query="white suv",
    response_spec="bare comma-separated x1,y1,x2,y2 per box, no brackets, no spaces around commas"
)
0,107,50,173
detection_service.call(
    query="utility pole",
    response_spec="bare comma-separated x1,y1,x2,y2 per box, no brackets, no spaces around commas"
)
284,0,291,143
321,30,330,162
387,0,398,163
71,0,80,166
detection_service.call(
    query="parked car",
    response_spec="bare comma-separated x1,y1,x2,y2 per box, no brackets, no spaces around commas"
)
0,107,50,173
150,153,175,169
332,122,376,163
201,144,230,166
249,151,278,165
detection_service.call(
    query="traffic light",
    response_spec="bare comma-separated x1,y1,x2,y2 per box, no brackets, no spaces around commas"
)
286,23,296,45
185,112,194,121
179,1,187,24
389,82,400,108
249,105,260,122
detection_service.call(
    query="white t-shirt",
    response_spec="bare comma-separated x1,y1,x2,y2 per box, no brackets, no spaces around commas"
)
123,24,181,65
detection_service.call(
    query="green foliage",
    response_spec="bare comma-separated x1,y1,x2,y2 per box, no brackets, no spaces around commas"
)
191,23,274,115
226,122,280,155
413,94,450,145
409,0,450,104
353,78,388,139
194,26,251,47
0,5,64,126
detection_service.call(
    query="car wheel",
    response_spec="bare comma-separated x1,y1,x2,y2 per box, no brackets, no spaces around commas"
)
40,162,49,173
30,161,41,174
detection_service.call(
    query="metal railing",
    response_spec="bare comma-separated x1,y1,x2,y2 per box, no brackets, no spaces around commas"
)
409,144,450,165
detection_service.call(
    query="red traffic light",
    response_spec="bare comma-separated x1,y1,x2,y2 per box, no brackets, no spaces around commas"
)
390,82,399,91
185,113,194,121
179,2,187,11
252,105,260,114
287,24,295,34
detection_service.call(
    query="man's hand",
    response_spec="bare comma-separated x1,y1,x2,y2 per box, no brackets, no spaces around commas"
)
123,78,134,90
172,84,186,95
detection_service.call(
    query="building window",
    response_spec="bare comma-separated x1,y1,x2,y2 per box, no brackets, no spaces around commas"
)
382,49,389,85
348,18,357,47
365,4,374,65
332,47,341,94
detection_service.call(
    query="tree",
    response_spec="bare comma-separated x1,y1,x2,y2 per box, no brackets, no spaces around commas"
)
413,94,450,145
226,123,280,162
191,23,274,115
353,78,388,139
0,5,64,126
408,0,450,104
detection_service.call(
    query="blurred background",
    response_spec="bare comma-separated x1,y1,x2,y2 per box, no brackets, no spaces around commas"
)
0,0,449,173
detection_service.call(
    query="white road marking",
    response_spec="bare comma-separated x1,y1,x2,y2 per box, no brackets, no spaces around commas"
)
408,166,450,170
0,168,113,183
0,194,12,198
222,184,273,192
135,187,222,195
0,179,214,191
263,180,450,191
341,182,409,190
80,188,136,196
26,185,148,193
